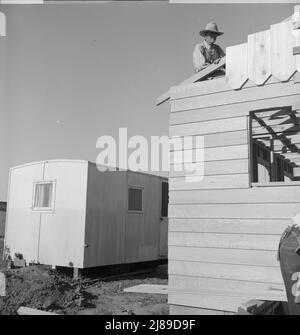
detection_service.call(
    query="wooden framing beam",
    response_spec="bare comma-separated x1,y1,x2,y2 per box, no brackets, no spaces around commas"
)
252,111,300,154
156,57,226,106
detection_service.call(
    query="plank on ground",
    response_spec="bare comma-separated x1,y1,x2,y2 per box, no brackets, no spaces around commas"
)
124,284,168,295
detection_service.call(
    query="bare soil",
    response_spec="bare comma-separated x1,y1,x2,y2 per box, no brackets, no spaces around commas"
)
0,238,168,315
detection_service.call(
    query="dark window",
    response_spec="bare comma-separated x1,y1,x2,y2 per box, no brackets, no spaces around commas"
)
128,187,143,212
161,182,169,217
250,106,300,183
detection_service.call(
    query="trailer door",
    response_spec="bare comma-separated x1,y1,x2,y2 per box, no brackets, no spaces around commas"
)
159,181,168,258
5,163,44,264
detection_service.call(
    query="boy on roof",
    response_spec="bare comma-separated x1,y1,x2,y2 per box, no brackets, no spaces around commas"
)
193,22,225,73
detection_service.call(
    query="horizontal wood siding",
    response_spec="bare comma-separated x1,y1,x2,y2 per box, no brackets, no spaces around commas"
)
168,77,300,313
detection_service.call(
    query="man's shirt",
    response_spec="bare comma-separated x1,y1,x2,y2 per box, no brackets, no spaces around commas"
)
193,40,225,72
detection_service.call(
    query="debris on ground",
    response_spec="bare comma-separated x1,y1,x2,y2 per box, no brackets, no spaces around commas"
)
0,239,168,315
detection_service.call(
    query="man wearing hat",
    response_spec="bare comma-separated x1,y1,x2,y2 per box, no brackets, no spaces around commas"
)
193,22,225,73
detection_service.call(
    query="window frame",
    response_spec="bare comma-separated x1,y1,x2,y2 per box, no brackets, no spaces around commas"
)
31,180,56,213
249,106,299,186
127,185,144,214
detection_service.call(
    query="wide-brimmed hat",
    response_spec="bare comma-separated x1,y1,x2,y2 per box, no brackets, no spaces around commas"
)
199,22,223,37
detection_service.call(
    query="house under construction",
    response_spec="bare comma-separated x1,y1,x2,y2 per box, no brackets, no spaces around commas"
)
157,6,300,314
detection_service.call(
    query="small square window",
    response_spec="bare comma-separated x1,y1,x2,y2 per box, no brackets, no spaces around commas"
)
128,187,143,212
32,182,55,211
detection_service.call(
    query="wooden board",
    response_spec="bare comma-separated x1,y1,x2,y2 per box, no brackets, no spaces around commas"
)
170,159,249,177
169,174,250,191
17,307,58,316
169,203,300,219
248,30,271,85
271,21,296,81
169,260,283,284
170,145,248,164
169,232,280,251
169,185,300,204
0,272,5,297
169,275,285,299
225,43,248,89
171,80,300,113
170,130,248,150
170,117,247,137
170,95,300,125
169,246,279,267
168,218,290,235
124,284,168,295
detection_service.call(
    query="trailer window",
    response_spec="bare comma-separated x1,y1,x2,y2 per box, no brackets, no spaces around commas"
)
32,182,55,211
128,187,143,212
250,106,300,184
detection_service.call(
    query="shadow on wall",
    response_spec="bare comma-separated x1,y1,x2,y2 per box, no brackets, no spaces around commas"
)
0,202,6,237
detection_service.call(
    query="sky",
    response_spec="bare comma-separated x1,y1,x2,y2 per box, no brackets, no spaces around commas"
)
0,2,295,200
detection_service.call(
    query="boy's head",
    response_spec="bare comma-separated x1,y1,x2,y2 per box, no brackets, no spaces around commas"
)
199,22,223,44
204,32,218,45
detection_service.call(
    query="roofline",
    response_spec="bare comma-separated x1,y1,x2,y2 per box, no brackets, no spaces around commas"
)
9,159,168,180
9,159,88,171
156,56,226,106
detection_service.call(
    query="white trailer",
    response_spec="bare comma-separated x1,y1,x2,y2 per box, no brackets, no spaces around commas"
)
4,160,168,271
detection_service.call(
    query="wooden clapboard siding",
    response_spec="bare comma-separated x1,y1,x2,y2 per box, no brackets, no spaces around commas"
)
169,275,284,296
169,232,280,251
169,174,250,191
169,186,300,204
170,116,247,137
169,203,300,219
170,159,249,177
169,260,283,284
167,69,300,313
169,276,286,303
170,130,248,150
170,145,248,163
170,78,300,113
169,218,290,235
170,95,300,125
170,73,281,101
169,246,278,267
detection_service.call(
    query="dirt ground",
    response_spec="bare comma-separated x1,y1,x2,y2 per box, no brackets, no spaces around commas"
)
0,239,168,315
